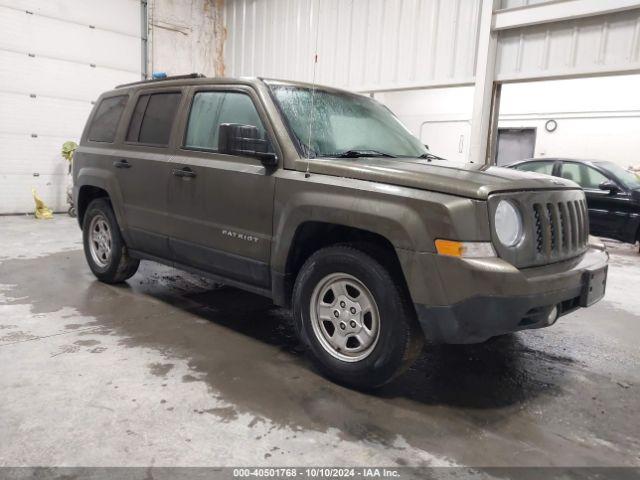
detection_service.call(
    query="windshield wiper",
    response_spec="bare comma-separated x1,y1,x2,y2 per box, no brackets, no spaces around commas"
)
326,149,396,158
418,152,445,161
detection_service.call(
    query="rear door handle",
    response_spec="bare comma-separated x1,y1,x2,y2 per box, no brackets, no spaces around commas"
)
113,159,131,169
172,167,196,178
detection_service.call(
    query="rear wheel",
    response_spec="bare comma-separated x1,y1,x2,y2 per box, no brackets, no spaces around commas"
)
82,198,139,283
292,245,423,389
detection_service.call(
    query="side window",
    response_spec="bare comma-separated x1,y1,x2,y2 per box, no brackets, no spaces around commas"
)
87,95,128,143
185,91,270,152
515,161,555,175
561,163,608,189
126,92,182,146
582,166,609,189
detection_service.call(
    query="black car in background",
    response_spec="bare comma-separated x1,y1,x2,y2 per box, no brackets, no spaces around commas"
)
508,158,640,245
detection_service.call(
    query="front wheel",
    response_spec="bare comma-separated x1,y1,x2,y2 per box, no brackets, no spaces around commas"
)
292,245,423,389
82,198,139,283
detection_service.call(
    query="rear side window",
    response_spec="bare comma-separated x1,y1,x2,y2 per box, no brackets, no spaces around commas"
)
126,92,181,146
515,161,555,175
184,91,269,151
87,95,128,143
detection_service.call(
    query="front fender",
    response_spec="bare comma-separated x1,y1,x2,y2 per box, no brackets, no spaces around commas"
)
271,171,491,272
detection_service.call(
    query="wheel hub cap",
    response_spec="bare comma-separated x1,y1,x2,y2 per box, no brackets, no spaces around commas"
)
310,273,380,362
88,214,113,268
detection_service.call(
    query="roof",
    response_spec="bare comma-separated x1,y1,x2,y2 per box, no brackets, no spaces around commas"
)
509,157,607,166
113,74,365,97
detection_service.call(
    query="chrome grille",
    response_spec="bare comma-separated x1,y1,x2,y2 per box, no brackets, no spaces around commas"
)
489,190,589,268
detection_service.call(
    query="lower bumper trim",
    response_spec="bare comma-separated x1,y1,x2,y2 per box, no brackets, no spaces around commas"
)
414,285,584,344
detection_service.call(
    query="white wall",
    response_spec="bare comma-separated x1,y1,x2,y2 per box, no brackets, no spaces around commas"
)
375,87,474,164
376,74,640,168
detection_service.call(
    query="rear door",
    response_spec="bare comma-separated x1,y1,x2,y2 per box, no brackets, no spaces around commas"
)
117,88,185,258
558,161,629,239
166,86,278,289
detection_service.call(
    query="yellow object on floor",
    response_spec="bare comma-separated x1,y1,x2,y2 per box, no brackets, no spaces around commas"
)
32,189,53,219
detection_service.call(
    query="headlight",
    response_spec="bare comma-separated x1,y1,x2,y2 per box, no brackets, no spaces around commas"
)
494,200,523,247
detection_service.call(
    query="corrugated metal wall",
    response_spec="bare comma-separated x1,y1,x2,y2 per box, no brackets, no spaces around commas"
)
223,0,481,92
224,0,640,89
496,8,640,81
500,0,554,9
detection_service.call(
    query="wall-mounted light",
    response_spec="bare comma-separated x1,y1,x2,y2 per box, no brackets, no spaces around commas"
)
545,119,558,133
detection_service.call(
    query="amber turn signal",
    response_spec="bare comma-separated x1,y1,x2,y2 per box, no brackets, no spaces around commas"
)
435,239,464,257
435,239,496,258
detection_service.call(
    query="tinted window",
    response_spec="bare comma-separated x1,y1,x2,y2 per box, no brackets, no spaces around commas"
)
88,95,128,143
560,163,608,189
185,91,268,151
515,161,555,175
127,92,181,146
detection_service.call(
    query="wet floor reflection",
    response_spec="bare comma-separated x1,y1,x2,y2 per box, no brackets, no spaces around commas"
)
125,265,569,411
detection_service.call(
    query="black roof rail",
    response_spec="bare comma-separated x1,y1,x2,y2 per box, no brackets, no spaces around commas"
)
116,73,206,89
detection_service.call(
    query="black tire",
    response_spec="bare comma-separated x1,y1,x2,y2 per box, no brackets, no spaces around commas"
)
292,245,423,390
82,198,139,283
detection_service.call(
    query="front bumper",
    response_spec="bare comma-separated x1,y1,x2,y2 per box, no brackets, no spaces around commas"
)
410,246,609,344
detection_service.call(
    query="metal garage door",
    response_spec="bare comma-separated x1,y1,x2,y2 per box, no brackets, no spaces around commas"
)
495,128,536,165
0,0,143,214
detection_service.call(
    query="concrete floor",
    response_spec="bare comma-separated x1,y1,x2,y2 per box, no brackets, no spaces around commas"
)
1,215,639,468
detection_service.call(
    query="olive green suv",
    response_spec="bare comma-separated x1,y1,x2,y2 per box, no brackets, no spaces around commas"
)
73,74,608,389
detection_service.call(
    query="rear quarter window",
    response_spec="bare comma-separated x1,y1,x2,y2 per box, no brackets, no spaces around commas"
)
87,95,128,143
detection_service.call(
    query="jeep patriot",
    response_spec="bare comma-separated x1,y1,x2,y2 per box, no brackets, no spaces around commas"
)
74,74,609,389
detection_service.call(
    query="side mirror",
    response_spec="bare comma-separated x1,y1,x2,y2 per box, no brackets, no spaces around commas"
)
599,180,619,194
218,123,278,166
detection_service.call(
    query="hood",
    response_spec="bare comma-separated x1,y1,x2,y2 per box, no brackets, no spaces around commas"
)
306,157,580,200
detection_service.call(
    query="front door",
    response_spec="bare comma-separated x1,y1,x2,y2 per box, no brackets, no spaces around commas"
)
116,89,184,258
558,162,629,239
167,86,277,289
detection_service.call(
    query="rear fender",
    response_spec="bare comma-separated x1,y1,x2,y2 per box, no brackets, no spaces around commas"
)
75,166,127,232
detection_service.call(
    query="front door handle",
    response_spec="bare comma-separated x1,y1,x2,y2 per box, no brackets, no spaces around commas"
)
172,167,196,178
113,159,131,169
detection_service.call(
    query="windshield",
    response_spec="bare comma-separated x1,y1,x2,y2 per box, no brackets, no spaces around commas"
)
598,161,640,189
269,83,428,158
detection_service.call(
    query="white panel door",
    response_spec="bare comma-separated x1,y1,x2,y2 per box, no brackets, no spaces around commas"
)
419,121,470,165
0,1,141,214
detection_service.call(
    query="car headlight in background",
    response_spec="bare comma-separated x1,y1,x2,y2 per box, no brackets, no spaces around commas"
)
588,235,607,251
494,200,523,247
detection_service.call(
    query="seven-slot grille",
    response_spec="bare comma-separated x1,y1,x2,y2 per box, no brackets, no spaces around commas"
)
532,199,589,258
489,190,589,269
